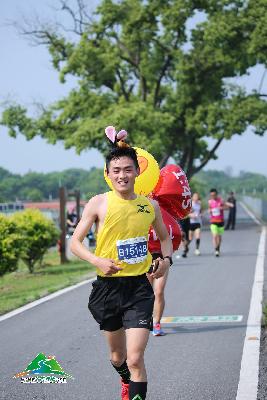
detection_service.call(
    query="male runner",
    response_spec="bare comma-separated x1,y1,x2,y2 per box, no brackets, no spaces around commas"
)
70,143,173,400
147,252,170,336
208,188,233,257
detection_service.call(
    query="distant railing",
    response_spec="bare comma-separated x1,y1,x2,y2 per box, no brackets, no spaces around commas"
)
242,196,267,222
0,202,24,215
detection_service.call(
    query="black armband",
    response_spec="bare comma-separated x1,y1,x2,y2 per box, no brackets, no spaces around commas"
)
163,256,173,266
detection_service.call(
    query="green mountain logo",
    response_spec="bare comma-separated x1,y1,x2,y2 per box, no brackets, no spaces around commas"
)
14,353,72,379
132,396,143,400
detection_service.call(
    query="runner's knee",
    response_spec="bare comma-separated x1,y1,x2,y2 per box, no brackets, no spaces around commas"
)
127,353,144,371
110,351,126,366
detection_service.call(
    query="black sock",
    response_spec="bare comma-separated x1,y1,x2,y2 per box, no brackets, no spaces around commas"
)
129,381,147,400
215,245,220,251
111,360,130,384
196,239,200,249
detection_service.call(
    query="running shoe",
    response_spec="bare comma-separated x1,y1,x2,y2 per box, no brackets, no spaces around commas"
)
215,250,220,257
153,323,165,336
121,380,129,400
195,249,200,256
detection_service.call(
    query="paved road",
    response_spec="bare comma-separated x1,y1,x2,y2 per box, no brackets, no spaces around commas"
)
0,204,265,400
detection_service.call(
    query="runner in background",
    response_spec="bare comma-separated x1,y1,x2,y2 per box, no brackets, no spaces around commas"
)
189,192,202,256
148,209,182,336
208,188,233,257
179,217,191,258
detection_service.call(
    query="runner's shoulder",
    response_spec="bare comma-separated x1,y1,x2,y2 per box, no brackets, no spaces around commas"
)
83,193,107,216
147,198,160,213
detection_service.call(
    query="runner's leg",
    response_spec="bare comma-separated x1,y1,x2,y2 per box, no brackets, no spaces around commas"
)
152,270,169,325
104,328,130,380
126,328,150,399
195,227,201,254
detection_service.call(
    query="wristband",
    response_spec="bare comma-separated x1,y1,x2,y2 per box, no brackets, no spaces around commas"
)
163,256,173,266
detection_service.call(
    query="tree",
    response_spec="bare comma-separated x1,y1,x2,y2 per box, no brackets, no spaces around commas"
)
0,215,23,276
22,188,43,202
11,209,59,273
1,0,267,178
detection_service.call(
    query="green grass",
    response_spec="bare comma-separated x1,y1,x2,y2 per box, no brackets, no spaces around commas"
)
0,250,96,315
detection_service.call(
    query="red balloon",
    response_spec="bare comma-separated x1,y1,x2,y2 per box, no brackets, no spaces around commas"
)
152,164,192,219
148,207,182,254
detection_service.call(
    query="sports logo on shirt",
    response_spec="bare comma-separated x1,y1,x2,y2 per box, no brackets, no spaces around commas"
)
137,204,150,213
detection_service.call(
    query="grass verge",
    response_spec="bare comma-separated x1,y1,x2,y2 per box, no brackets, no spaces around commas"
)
0,250,95,315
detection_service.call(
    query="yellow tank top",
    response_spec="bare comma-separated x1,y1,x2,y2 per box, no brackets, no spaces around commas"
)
95,191,155,277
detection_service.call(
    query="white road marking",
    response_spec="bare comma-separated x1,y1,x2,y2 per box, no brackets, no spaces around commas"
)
0,276,96,323
236,226,266,400
240,201,261,225
161,315,243,324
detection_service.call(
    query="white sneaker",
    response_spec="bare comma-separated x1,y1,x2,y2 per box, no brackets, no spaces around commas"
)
215,250,220,257
195,249,200,256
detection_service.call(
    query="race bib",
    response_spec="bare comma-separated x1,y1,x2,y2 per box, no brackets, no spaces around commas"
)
212,207,220,217
116,236,148,264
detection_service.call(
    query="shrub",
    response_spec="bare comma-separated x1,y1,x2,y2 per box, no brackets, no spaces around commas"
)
11,209,59,273
0,214,22,276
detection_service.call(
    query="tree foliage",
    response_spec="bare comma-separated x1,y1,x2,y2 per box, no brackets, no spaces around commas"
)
0,166,108,202
0,215,23,276
197,169,267,195
1,165,266,203
1,0,267,177
11,209,59,273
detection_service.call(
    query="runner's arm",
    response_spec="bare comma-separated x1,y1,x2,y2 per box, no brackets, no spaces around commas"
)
70,196,122,275
224,201,234,209
150,200,173,278
151,200,173,257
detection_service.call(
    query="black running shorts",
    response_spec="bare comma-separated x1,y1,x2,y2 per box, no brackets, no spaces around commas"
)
179,218,190,241
88,274,155,332
189,223,201,231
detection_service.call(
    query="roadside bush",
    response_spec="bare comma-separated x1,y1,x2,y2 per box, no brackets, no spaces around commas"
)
11,209,59,273
0,214,22,276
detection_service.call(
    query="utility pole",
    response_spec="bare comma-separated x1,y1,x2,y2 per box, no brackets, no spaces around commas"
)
59,187,68,263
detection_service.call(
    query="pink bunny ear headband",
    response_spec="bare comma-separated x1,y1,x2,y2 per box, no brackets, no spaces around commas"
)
105,126,129,148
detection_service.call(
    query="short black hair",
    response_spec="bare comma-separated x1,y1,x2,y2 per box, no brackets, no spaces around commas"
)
106,146,139,172
210,188,217,194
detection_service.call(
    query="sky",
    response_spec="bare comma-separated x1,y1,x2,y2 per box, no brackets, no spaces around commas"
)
0,0,267,177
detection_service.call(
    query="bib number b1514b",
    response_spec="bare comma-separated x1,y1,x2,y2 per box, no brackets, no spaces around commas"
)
117,236,148,264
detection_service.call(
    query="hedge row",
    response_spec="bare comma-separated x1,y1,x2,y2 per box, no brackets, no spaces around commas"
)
0,209,59,275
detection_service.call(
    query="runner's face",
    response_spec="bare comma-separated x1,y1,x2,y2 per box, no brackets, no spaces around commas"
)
192,193,199,201
107,157,139,194
210,191,217,200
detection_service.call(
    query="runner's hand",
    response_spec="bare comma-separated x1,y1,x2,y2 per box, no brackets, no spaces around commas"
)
94,257,123,276
151,258,169,279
